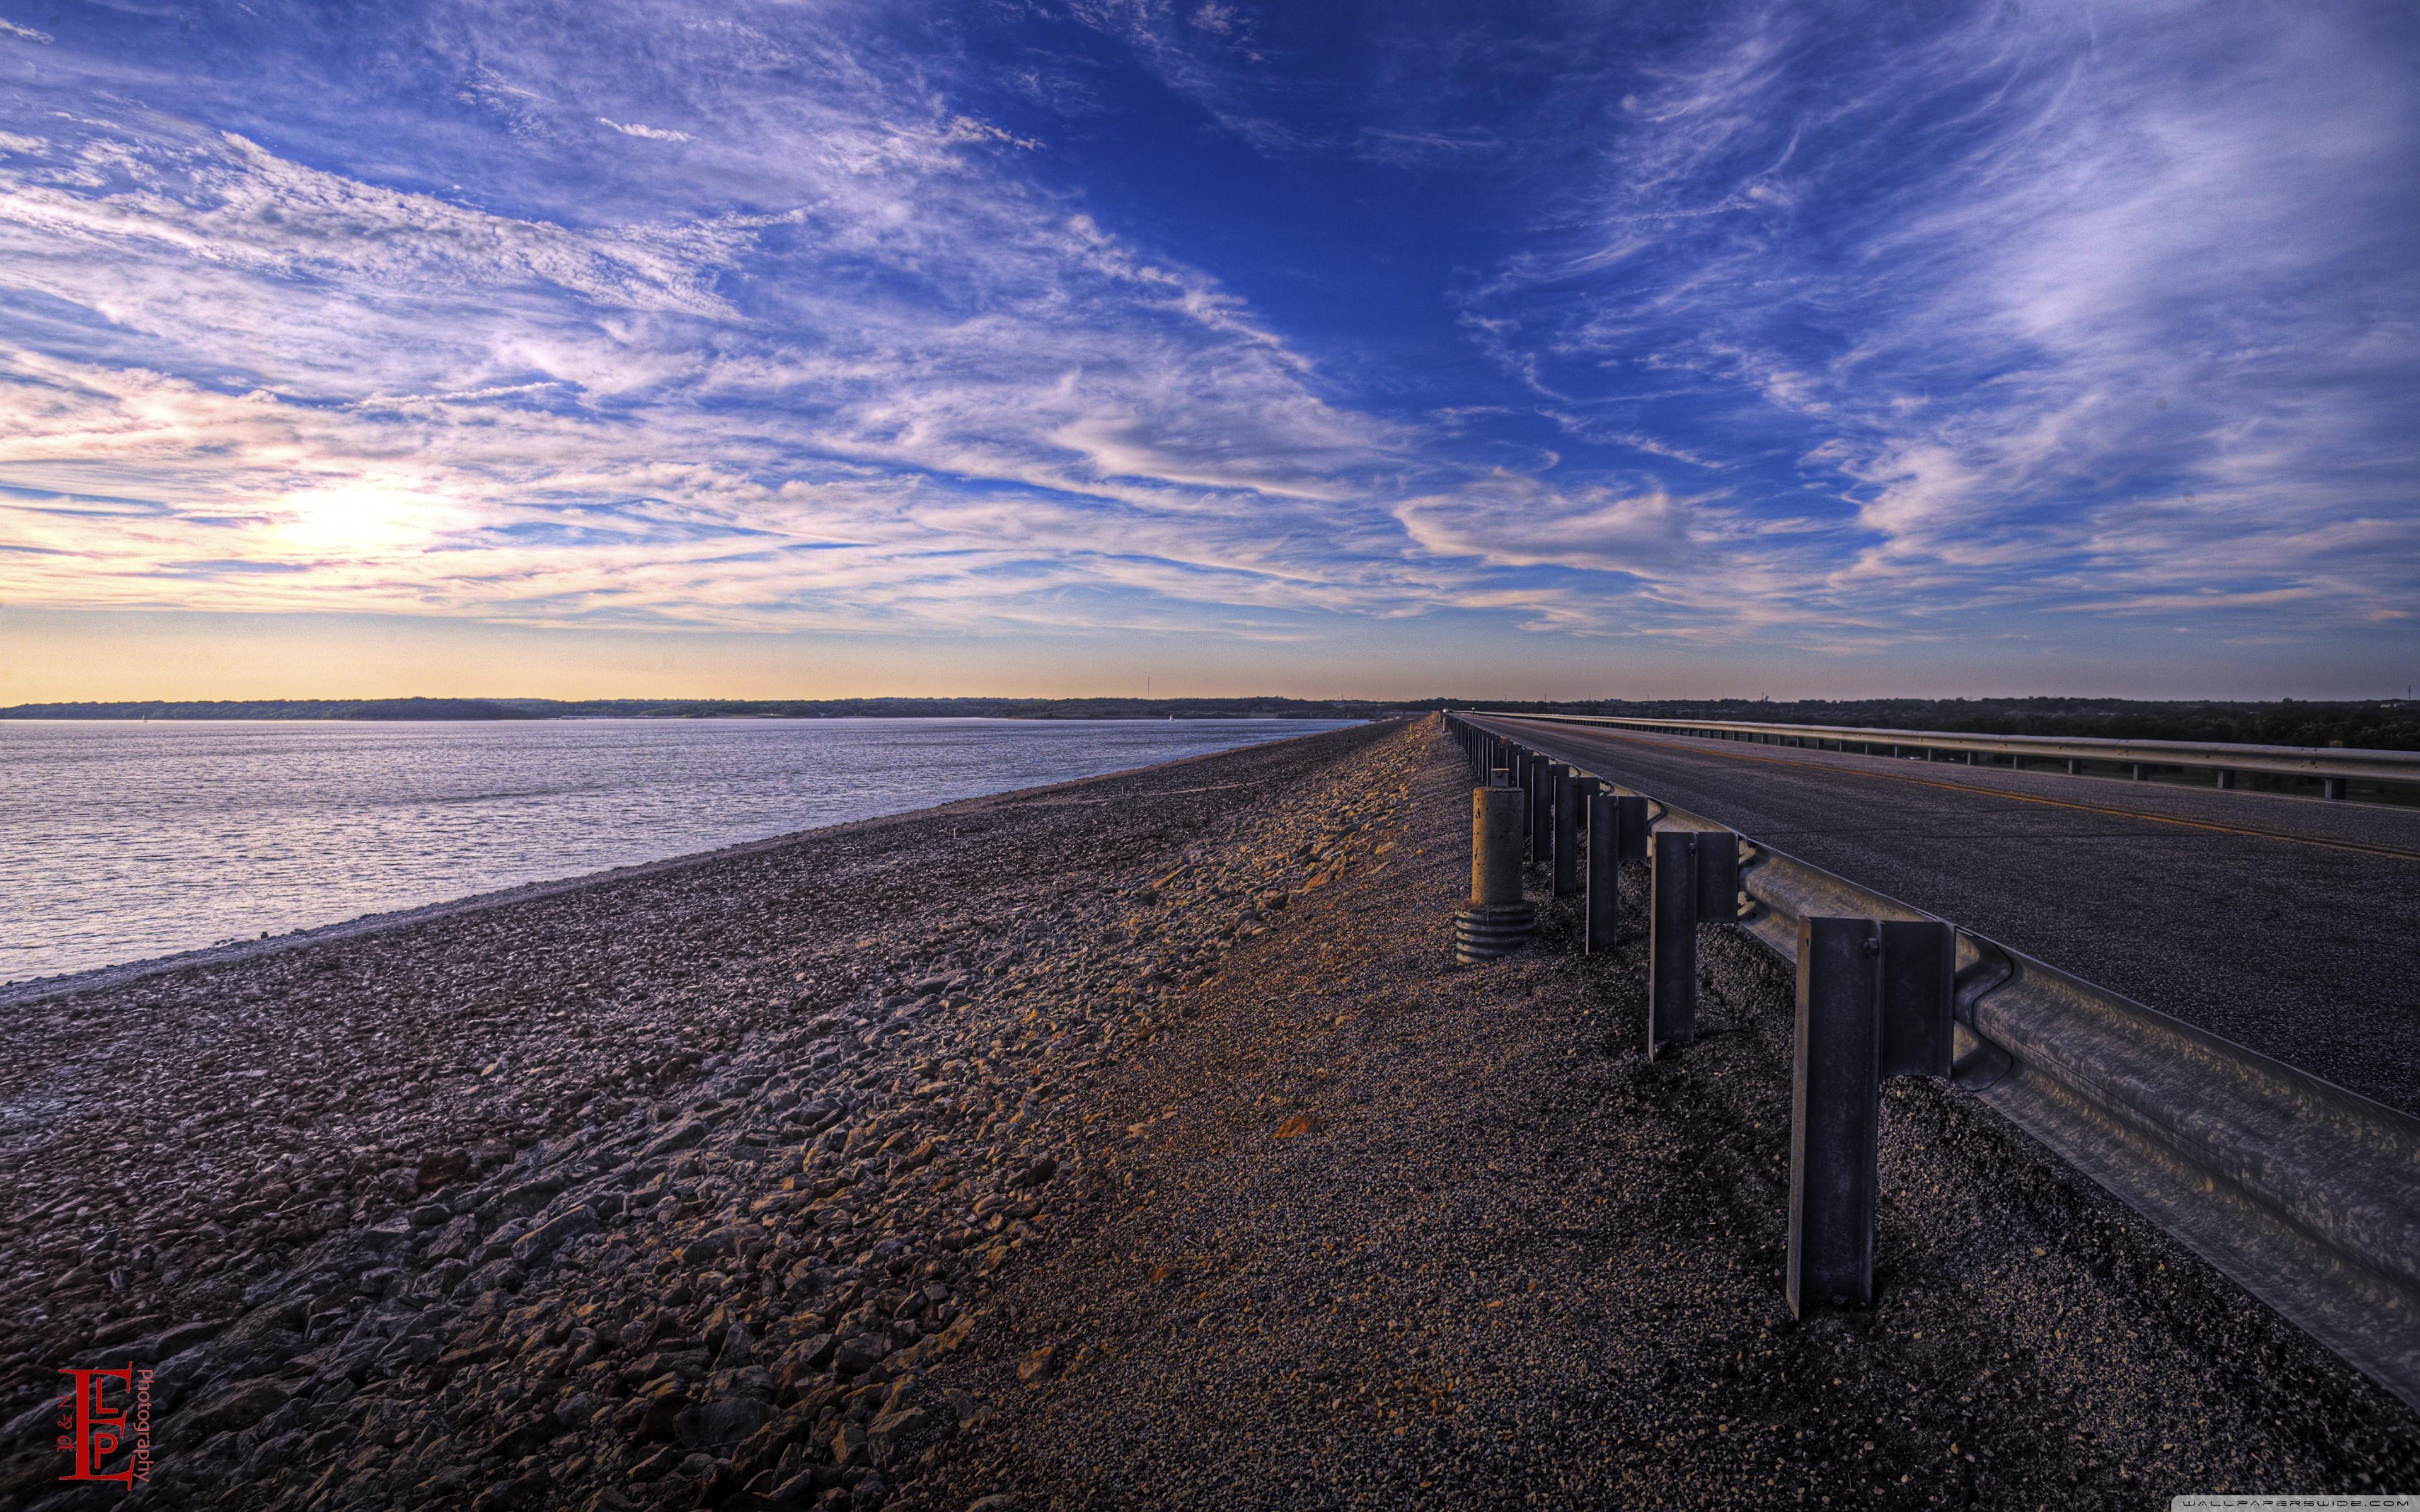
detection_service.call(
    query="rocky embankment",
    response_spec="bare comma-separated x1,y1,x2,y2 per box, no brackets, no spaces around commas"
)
4,716,2414,1511
2,721,1415,1510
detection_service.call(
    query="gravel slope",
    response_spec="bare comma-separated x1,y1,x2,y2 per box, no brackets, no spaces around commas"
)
1,721,1402,1509
4,717,2412,1511
897,720,2417,1511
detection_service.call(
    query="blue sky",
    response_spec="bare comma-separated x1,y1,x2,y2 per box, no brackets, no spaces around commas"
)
1,0,2416,699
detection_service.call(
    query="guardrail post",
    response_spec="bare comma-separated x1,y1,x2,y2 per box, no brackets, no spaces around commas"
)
1649,830,1697,1057
2324,776,2348,801
1586,791,1617,954
1516,748,1533,846
1879,920,1956,1078
1553,765,1581,897
2131,762,2148,782
1788,917,1956,1315
2066,757,2082,775
1695,830,1739,924
1790,917,1882,1314
2216,769,2235,790
1530,757,1553,865
1613,794,1648,861
1510,748,1528,848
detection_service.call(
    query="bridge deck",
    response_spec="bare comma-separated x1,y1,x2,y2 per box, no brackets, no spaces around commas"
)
1475,715,2420,1117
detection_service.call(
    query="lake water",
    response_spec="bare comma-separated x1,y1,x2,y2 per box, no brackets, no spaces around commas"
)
0,717,1356,985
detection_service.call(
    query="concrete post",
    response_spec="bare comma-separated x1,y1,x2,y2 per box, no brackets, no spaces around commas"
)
1455,786,1536,963
1471,786,1524,907
1552,765,1581,898
1585,791,1618,955
1649,830,1697,1058
1789,916,1882,1315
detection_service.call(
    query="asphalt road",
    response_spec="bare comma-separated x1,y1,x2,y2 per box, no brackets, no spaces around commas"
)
1471,716,2420,1118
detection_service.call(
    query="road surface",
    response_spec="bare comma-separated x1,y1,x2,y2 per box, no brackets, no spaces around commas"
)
1471,715,2420,1118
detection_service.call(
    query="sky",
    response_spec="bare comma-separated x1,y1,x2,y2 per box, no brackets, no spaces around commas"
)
1,0,2416,702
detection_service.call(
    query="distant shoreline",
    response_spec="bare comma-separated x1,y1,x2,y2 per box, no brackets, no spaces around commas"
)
2,694,2412,750
0,696,1397,722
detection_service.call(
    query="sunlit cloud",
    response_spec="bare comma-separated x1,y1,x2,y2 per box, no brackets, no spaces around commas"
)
0,0,2412,682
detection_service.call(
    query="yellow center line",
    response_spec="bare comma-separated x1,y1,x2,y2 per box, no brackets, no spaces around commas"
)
1497,721,2420,864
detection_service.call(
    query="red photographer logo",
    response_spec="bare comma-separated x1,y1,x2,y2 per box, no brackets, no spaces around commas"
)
55,1363,152,1487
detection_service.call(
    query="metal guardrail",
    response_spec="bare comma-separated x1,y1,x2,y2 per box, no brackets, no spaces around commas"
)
1446,713,2420,1412
1470,710,2420,800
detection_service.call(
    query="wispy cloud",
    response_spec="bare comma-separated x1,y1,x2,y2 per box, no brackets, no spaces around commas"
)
597,118,691,143
1453,0,2420,639
0,0,2411,681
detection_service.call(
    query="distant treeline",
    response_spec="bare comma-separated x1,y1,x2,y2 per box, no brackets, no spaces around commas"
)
0,696,1397,722
1453,697,2420,753
9,694,2414,750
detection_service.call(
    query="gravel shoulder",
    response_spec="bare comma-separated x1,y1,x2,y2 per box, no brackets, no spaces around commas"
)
4,718,2412,1511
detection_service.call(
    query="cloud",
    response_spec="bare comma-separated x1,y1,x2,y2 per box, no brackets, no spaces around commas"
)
598,118,691,142
0,0,2412,672
1457,0,2420,635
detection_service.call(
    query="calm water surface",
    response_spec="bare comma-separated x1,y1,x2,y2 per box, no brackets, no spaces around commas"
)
0,717,1354,983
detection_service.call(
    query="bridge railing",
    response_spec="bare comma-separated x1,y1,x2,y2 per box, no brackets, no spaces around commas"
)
1465,709,2420,801
1443,711,2420,1413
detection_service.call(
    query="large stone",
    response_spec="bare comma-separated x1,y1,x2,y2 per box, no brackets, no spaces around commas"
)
675,1397,773,1455
829,1421,867,1467
784,1332,837,1375
510,1206,598,1268
492,1174,568,1218
867,1406,928,1458
422,1213,481,1263
625,1387,690,1443
832,1334,885,1377
715,1322,756,1370
183,1377,291,1437
415,1149,471,1193
643,1115,715,1160
130,1317,229,1361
